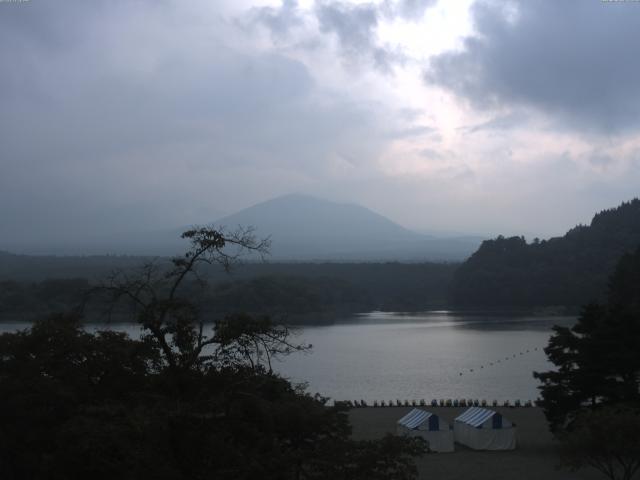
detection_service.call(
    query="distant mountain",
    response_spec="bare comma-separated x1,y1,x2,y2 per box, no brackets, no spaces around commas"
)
452,199,640,307
0,195,482,261
214,194,481,261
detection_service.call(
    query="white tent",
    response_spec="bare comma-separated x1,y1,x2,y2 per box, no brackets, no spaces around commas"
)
396,408,454,452
453,407,516,450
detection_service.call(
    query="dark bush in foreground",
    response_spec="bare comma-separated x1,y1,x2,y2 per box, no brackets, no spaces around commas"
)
0,227,426,479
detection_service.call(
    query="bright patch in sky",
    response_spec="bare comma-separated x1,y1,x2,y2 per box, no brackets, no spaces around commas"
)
1,0,640,250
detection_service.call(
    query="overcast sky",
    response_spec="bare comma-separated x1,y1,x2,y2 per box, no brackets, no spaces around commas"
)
2,0,640,248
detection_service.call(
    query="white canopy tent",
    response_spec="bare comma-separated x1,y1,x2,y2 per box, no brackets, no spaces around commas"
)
454,407,516,450
396,408,454,452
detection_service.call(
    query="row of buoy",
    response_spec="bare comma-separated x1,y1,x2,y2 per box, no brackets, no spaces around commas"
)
336,398,534,408
458,347,541,376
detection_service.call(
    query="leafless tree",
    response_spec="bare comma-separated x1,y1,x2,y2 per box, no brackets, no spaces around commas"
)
90,226,277,371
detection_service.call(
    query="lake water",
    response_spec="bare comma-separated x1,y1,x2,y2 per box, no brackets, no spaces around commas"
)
0,311,573,404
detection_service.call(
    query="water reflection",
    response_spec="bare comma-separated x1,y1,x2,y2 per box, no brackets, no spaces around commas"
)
275,312,574,402
0,312,574,403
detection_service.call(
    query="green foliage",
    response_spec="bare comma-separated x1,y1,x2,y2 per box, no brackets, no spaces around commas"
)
558,406,640,480
0,313,426,480
206,275,372,318
534,246,640,431
0,263,457,323
0,227,426,479
452,199,640,307
0,278,88,316
0,313,160,479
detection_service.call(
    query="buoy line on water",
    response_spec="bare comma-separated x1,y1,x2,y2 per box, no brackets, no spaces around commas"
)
457,346,542,376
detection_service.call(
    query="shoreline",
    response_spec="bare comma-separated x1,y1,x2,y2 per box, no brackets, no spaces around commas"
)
348,406,600,480
336,399,536,408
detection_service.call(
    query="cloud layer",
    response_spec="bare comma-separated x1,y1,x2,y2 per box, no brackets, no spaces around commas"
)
0,0,402,249
426,0,640,133
1,0,640,253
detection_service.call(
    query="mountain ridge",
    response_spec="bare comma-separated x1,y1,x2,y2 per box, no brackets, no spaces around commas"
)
452,198,640,307
213,193,480,261
0,194,483,261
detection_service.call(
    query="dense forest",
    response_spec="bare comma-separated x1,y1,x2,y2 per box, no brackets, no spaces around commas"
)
0,261,457,324
0,229,426,480
451,199,640,308
3,199,640,317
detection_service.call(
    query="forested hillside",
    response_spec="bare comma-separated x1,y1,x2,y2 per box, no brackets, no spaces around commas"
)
452,199,640,307
0,261,457,323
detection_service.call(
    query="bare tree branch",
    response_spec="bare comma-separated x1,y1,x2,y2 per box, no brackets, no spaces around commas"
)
83,226,306,375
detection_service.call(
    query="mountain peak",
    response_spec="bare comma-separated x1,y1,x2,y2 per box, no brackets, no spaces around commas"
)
236,193,374,213
215,194,479,261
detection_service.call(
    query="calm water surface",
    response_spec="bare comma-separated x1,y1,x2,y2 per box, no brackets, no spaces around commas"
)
0,311,573,403
275,312,574,403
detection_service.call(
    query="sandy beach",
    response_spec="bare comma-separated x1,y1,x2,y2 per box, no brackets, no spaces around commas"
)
348,407,603,480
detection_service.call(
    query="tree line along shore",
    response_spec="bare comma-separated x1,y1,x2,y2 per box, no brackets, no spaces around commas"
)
2,199,639,323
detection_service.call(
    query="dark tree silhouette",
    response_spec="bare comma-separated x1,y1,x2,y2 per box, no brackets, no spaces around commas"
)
0,226,427,480
452,199,640,308
558,406,640,480
534,245,640,431
92,225,271,371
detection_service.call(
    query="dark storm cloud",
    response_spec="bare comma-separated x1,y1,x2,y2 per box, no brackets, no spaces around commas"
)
248,1,436,72
425,0,640,134
244,0,304,41
315,1,405,73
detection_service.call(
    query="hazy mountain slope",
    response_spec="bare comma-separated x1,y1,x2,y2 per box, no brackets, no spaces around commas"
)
0,194,482,260
452,199,640,307
215,194,480,261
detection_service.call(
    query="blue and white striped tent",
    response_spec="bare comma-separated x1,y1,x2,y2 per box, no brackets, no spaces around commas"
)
454,407,516,450
396,409,454,452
